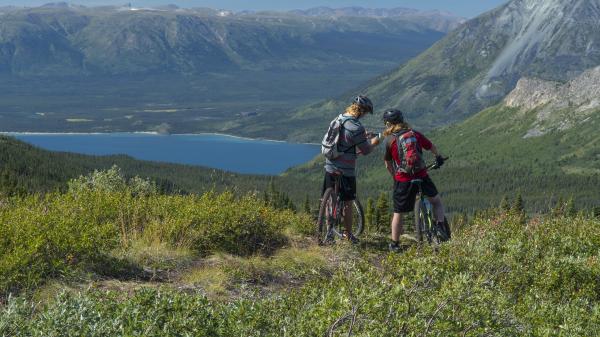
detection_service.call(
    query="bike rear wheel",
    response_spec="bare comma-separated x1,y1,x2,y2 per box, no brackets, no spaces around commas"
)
330,198,365,238
414,199,424,242
317,188,337,244
317,189,365,242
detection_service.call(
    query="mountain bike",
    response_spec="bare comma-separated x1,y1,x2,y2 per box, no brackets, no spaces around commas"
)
413,158,449,246
317,172,364,244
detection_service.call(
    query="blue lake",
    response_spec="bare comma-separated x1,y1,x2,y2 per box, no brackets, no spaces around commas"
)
9,133,320,175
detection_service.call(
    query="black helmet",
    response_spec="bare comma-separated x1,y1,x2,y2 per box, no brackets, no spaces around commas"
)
353,95,373,114
382,109,404,124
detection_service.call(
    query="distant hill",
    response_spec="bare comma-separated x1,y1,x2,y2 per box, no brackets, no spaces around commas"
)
0,5,457,77
286,68,600,211
288,6,464,32
0,4,458,135
285,0,600,142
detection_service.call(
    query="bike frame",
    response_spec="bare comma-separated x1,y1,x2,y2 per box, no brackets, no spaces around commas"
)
413,158,449,245
328,174,349,237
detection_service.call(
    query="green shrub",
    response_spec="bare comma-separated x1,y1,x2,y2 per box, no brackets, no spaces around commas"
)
68,165,158,196
0,180,311,296
0,194,118,295
3,213,600,335
0,289,220,337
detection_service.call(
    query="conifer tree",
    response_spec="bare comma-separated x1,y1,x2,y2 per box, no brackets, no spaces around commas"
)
286,198,296,213
512,193,524,214
375,192,390,232
552,197,565,217
500,196,510,213
303,195,311,214
365,197,375,233
593,206,600,220
267,180,278,207
565,197,576,218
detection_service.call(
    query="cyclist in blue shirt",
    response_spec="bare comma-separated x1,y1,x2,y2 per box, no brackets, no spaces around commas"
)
323,96,382,243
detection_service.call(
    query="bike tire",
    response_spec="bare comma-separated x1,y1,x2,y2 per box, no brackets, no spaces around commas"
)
430,222,442,246
330,198,365,237
317,188,337,244
352,199,365,237
423,198,442,246
414,198,425,242
434,221,449,243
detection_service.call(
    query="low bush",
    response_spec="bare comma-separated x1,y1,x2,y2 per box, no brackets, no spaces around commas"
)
0,194,117,295
0,170,310,297
2,213,599,335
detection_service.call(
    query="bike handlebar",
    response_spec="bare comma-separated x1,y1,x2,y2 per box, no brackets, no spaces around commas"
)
427,157,450,170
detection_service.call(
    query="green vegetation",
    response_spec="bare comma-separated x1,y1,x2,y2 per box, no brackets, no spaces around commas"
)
0,135,308,207
1,2,598,332
287,104,600,212
0,71,398,139
0,168,310,296
374,192,391,231
1,187,599,335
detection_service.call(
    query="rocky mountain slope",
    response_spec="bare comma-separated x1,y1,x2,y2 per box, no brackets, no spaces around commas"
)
505,66,600,137
290,0,600,139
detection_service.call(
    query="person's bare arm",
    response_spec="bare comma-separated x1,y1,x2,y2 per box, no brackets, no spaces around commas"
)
357,134,381,155
429,143,447,167
429,143,440,157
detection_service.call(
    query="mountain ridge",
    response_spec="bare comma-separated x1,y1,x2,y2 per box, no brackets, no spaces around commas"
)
0,5,451,77
0,4,451,135
286,0,600,140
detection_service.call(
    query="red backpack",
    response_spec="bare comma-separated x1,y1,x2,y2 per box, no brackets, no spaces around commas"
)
394,130,426,176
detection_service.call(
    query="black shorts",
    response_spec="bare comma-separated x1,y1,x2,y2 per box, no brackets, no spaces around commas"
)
393,176,439,213
322,172,357,201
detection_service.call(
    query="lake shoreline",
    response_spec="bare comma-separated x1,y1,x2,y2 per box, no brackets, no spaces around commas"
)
0,131,320,146
4,132,321,175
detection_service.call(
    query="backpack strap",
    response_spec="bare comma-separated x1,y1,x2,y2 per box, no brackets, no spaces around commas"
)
394,130,412,173
337,114,359,154
338,114,355,127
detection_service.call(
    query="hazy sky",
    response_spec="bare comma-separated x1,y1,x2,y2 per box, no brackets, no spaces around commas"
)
0,0,509,18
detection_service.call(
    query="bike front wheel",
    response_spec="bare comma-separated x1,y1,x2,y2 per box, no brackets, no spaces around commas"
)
317,189,365,242
351,199,365,237
414,197,435,243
